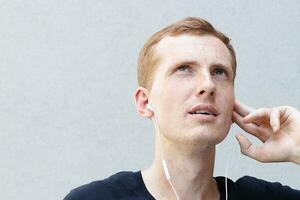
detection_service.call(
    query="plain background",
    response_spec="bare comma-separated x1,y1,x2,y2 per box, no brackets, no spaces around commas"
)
0,0,299,199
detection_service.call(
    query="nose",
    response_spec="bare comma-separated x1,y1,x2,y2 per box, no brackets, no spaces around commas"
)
195,71,216,98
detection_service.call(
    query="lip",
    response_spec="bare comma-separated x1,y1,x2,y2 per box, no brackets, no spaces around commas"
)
187,103,219,116
187,103,219,122
187,113,217,122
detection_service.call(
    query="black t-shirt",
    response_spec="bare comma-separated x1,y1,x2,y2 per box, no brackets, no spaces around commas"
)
64,171,300,200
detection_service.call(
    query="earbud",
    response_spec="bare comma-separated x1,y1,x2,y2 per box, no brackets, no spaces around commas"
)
146,103,154,111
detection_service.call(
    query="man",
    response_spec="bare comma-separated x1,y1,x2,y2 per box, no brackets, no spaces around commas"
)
64,17,300,200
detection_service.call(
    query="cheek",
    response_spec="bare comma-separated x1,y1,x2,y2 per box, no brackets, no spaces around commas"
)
161,79,192,102
224,95,234,110
217,87,234,118
220,85,234,104
158,81,191,127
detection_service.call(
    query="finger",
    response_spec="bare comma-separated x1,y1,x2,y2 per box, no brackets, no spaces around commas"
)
235,134,266,162
234,100,255,117
232,111,267,142
270,108,280,132
243,108,271,124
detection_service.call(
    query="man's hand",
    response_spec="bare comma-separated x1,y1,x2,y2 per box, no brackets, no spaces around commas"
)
232,100,300,164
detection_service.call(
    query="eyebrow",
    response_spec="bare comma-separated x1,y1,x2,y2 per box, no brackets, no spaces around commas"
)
168,60,198,71
169,60,232,72
211,62,233,72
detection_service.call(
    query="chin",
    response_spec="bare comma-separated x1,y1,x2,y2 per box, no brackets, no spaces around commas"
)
162,120,231,146
180,125,230,146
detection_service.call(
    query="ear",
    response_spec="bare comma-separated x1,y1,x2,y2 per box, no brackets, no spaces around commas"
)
134,86,153,118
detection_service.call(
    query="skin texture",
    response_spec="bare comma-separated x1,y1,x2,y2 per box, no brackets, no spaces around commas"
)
138,34,235,147
135,34,235,200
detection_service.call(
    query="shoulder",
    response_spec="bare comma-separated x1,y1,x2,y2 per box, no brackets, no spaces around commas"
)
234,176,300,200
64,171,142,200
215,175,300,200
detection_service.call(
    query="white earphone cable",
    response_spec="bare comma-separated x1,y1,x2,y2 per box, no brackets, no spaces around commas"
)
151,105,181,200
225,158,229,200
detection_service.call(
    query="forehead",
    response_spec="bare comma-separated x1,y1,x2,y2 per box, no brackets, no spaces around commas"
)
154,34,232,68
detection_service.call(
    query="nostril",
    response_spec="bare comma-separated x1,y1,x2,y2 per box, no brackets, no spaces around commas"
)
199,90,214,96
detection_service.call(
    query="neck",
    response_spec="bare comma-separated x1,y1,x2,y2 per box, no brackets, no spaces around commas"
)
142,133,219,200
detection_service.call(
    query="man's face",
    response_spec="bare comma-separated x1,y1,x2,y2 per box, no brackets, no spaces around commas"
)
149,34,234,147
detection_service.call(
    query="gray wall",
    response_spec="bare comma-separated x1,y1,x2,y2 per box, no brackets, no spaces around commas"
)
0,0,299,199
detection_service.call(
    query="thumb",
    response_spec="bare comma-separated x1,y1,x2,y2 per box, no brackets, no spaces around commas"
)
235,133,264,162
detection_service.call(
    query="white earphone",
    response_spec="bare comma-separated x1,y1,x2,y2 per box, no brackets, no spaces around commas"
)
146,103,153,111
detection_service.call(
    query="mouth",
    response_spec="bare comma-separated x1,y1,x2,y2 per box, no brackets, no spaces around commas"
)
188,111,218,116
187,104,219,121
188,104,219,116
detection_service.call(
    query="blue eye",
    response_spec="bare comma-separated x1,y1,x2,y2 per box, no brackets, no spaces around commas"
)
214,68,226,76
176,65,192,72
